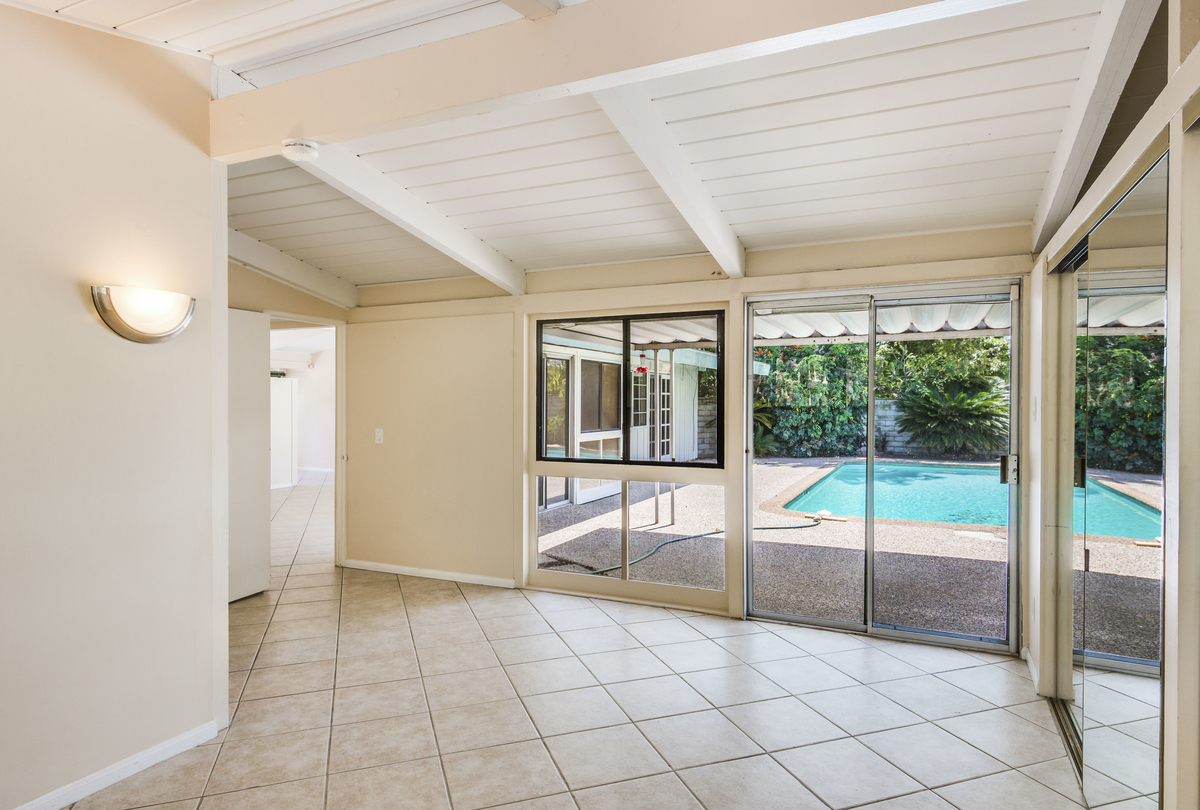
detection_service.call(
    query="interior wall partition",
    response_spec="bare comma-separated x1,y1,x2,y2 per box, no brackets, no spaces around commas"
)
746,282,1020,654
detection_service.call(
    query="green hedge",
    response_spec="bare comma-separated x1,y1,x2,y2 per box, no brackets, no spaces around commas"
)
1076,335,1165,474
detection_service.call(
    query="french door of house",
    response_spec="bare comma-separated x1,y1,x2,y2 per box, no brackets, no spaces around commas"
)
747,284,1019,651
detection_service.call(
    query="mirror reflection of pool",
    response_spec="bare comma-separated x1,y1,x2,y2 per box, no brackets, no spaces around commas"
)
784,461,1162,539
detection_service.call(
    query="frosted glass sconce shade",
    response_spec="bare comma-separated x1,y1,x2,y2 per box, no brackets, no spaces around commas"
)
91,286,195,343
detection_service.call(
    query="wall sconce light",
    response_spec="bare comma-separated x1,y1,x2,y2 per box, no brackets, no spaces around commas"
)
91,286,195,344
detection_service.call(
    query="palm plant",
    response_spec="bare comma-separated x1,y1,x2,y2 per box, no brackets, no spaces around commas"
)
897,382,1008,455
753,423,781,457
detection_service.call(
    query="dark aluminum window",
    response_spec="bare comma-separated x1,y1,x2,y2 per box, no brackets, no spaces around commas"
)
536,311,724,468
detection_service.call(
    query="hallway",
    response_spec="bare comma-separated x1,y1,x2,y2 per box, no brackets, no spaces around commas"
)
68,473,1149,810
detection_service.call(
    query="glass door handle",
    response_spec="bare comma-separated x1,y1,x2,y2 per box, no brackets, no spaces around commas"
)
999,455,1017,484
1074,457,1087,488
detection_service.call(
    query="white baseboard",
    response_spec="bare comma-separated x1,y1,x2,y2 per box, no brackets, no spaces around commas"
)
342,559,515,589
298,467,335,473
1022,646,1041,687
16,721,218,810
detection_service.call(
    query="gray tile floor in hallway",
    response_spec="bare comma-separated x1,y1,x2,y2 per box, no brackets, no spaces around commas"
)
71,472,1151,810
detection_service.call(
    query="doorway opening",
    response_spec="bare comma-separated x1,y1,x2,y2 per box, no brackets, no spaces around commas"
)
747,283,1019,652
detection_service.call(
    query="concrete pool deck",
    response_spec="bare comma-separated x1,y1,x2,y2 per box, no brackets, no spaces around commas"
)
537,457,1163,658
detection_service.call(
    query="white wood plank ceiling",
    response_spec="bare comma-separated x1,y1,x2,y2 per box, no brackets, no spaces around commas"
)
229,156,470,284
27,0,589,89
216,0,1139,293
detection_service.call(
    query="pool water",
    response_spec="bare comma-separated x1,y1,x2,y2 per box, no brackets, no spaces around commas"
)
784,462,1162,540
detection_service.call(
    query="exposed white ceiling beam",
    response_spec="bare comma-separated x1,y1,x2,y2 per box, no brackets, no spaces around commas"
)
288,144,526,295
594,86,745,278
1031,0,1159,253
500,0,559,21
211,0,1037,162
228,228,359,309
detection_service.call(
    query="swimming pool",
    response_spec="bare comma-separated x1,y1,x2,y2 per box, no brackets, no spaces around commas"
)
784,461,1162,540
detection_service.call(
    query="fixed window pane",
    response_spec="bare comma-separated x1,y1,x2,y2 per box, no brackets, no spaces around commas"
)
628,315,721,465
537,477,621,577
544,357,569,457
628,481,724,590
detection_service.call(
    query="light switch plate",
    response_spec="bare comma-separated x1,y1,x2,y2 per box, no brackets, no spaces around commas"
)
375,429,383,444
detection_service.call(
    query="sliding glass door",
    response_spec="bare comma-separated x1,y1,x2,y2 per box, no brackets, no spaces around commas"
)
748,287,1017,649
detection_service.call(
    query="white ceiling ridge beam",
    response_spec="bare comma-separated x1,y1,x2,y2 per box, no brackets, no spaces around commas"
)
594,85,745,278
229,227,359,308
1030,0,1159,253
500,0,559,21
211,0,1039,162
289,144,526,295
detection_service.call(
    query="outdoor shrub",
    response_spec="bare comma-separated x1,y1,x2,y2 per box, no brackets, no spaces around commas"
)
754,344,867,457
897,382,1009,455
1076,335,1165,474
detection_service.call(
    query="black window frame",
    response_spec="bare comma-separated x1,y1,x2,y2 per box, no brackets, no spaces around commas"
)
536,310,725,469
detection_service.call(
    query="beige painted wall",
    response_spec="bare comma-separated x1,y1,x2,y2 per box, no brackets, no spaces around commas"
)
346,314,517,584
229,261,350,321
0,8,220,808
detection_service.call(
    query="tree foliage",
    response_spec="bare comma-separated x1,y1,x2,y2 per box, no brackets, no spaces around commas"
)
753,344,868,457
897,382,1009,454
1076,335,1165,474
875,337,1010,398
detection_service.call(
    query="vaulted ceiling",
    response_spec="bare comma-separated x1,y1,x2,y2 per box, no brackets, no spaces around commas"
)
216,0,1162,303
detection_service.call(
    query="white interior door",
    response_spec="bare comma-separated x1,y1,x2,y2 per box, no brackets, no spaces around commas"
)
229,309,271,602
270,377,298,489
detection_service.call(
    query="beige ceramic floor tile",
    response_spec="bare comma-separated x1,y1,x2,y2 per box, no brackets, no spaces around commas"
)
938,664,1041,707
720,696,846,751
579,648,673,684
753,656,861,694
467,597,539,620
680,664,789,707
522,685,630,736
681,615,767,638
677,754,826,810
605,675,712,721
573,773,701,810
423,667,518,710
523,591,594,613
270,600,339,623
882,643,989,674
869,675,994,721
229,645,259,673
229,670,249,703
328,713,439,772
410,620,486,649
442,740,567,810
637,709,762,769
335,650,420,687
854,792,958,809
73,746,219,810
936,708,1066,768
558,625,641,656
326,757,451,810
934,770,1084,810
206,728,330,795
544,724,669,789
285,573,342,589
193,776,324,810
225,690,332,740
240,660,335,701
479,613,555,640
430,698,539,753
542,608,617,633
489,633,574,666
333,678,427,725
417,641,500,676
624,619,706,647
819,648,925,684
775,737,923,809
800,685,923,736
278,585,341,604
229,606,275,627
712,632,807,664
253,636,337,669
228,624,268,647
592,601,676,625
263,616,339,643
769,625,870,655
651,640,744,673
860,722,1007,788
505,657,598,696
337,629,413,658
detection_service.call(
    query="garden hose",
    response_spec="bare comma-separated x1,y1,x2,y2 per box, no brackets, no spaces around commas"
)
585,518,824,576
